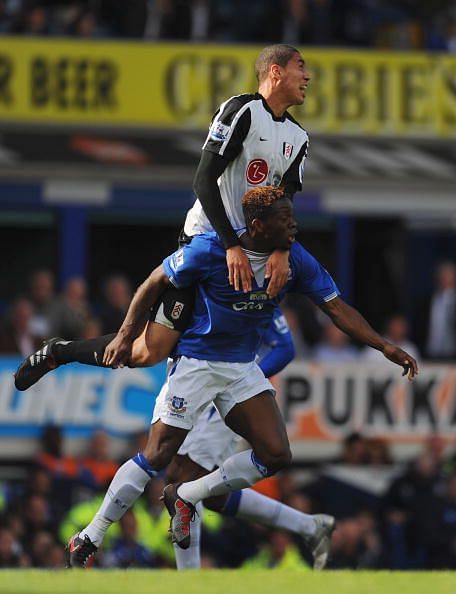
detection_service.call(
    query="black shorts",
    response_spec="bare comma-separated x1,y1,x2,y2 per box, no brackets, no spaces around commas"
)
149,230,195,332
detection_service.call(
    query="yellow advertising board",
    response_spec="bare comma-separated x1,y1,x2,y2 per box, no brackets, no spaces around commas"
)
0,38,454,137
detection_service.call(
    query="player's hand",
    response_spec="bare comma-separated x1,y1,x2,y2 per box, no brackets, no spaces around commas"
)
103,333,133,368
265,250,290,297
382,343,418,380
226,245,253,292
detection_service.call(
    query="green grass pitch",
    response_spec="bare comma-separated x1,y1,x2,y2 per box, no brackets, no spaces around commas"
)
0,570,455,594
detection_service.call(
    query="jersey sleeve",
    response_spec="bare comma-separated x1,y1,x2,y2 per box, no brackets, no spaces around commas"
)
203,96,252,162
281,136,309,195
162,235,213,289
289,243,339,304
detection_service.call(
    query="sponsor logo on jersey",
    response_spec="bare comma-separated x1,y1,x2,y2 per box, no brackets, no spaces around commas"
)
168,395,187,414
283,142,294,160
249,292,268,301
246,159,269,185
171,301,185,320
209,120,230,141
232,301,266,311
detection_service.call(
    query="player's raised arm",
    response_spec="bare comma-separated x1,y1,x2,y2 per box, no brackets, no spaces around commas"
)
318,296,418,380
103,265,170,368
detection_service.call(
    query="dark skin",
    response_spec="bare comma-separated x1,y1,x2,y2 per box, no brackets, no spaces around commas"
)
102,197,418,482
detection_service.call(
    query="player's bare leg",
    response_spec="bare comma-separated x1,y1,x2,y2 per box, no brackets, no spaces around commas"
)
163,391,290,548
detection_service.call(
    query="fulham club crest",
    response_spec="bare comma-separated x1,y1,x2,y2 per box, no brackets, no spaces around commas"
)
171,301,185,320
283,142,293,160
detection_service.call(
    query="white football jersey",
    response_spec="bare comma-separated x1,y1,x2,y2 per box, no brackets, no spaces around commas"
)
184,93,309,237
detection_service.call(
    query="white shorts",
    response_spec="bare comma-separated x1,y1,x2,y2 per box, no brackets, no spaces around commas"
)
151,356,275,431
177,405,241,471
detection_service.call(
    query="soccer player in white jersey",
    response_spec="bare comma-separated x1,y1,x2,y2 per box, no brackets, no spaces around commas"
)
58,186,416,567
15,44,311,391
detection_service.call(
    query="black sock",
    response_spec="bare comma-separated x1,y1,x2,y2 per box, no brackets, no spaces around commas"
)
53,334,117,366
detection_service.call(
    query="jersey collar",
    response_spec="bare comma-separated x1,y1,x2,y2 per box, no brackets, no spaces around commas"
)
256,93,287,122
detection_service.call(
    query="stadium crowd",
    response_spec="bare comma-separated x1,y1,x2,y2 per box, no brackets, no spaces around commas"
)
0,425,455,569
0,0,454,52
1,261,455,362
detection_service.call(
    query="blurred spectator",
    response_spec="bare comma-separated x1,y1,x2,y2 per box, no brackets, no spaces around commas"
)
27,269,56,342
36,425,80,515
242,529,309,570
339,432,368,465
0,0,14,33
313,322,359,362
382,448,443,568
102,510,156,568
282,0,332,46
49,276,91,340
0,297,40,356
365,438,393,466
80,316,102,339
21,494,56,537
79,430,119,492
99,274,132,334
27,530,56,567
67,7,100,37
415,261,456,361
329,512,381,568
13,1,51,35
361,314,419,363
0,527,28,568
145,0,191,40
418,471,456,569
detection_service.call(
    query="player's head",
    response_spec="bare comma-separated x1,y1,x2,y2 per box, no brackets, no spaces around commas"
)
255,44,310,106
242,186,297,250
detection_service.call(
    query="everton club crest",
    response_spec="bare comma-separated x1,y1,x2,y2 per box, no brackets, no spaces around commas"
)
169,395,187,413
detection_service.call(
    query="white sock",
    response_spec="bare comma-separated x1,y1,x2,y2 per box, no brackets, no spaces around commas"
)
81,457,152,547
173,502,203,569
177,450,266,506
236,489,316,536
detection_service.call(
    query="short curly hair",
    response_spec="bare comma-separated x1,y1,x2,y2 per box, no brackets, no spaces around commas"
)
242,186,286,227
255,44,299,83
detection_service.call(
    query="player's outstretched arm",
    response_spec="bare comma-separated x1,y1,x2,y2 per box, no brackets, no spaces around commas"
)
319,296,418,380
103,265,170,368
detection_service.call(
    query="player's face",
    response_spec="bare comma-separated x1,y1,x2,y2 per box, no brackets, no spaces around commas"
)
263,198,298,250
279,53,310,106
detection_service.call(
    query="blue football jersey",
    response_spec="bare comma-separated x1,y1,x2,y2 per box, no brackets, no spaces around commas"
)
162,233,339,363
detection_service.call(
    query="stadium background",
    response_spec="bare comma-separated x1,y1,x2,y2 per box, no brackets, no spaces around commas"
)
0,0,455,572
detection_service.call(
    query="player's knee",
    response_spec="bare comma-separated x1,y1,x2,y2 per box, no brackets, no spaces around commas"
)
260,445,292,474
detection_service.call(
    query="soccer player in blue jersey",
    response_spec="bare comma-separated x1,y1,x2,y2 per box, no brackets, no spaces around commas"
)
61,186,417,567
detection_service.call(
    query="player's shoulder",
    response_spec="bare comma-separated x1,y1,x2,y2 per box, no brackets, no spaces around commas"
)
216,93,257,123
187,232,224,258
289,240,316,268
